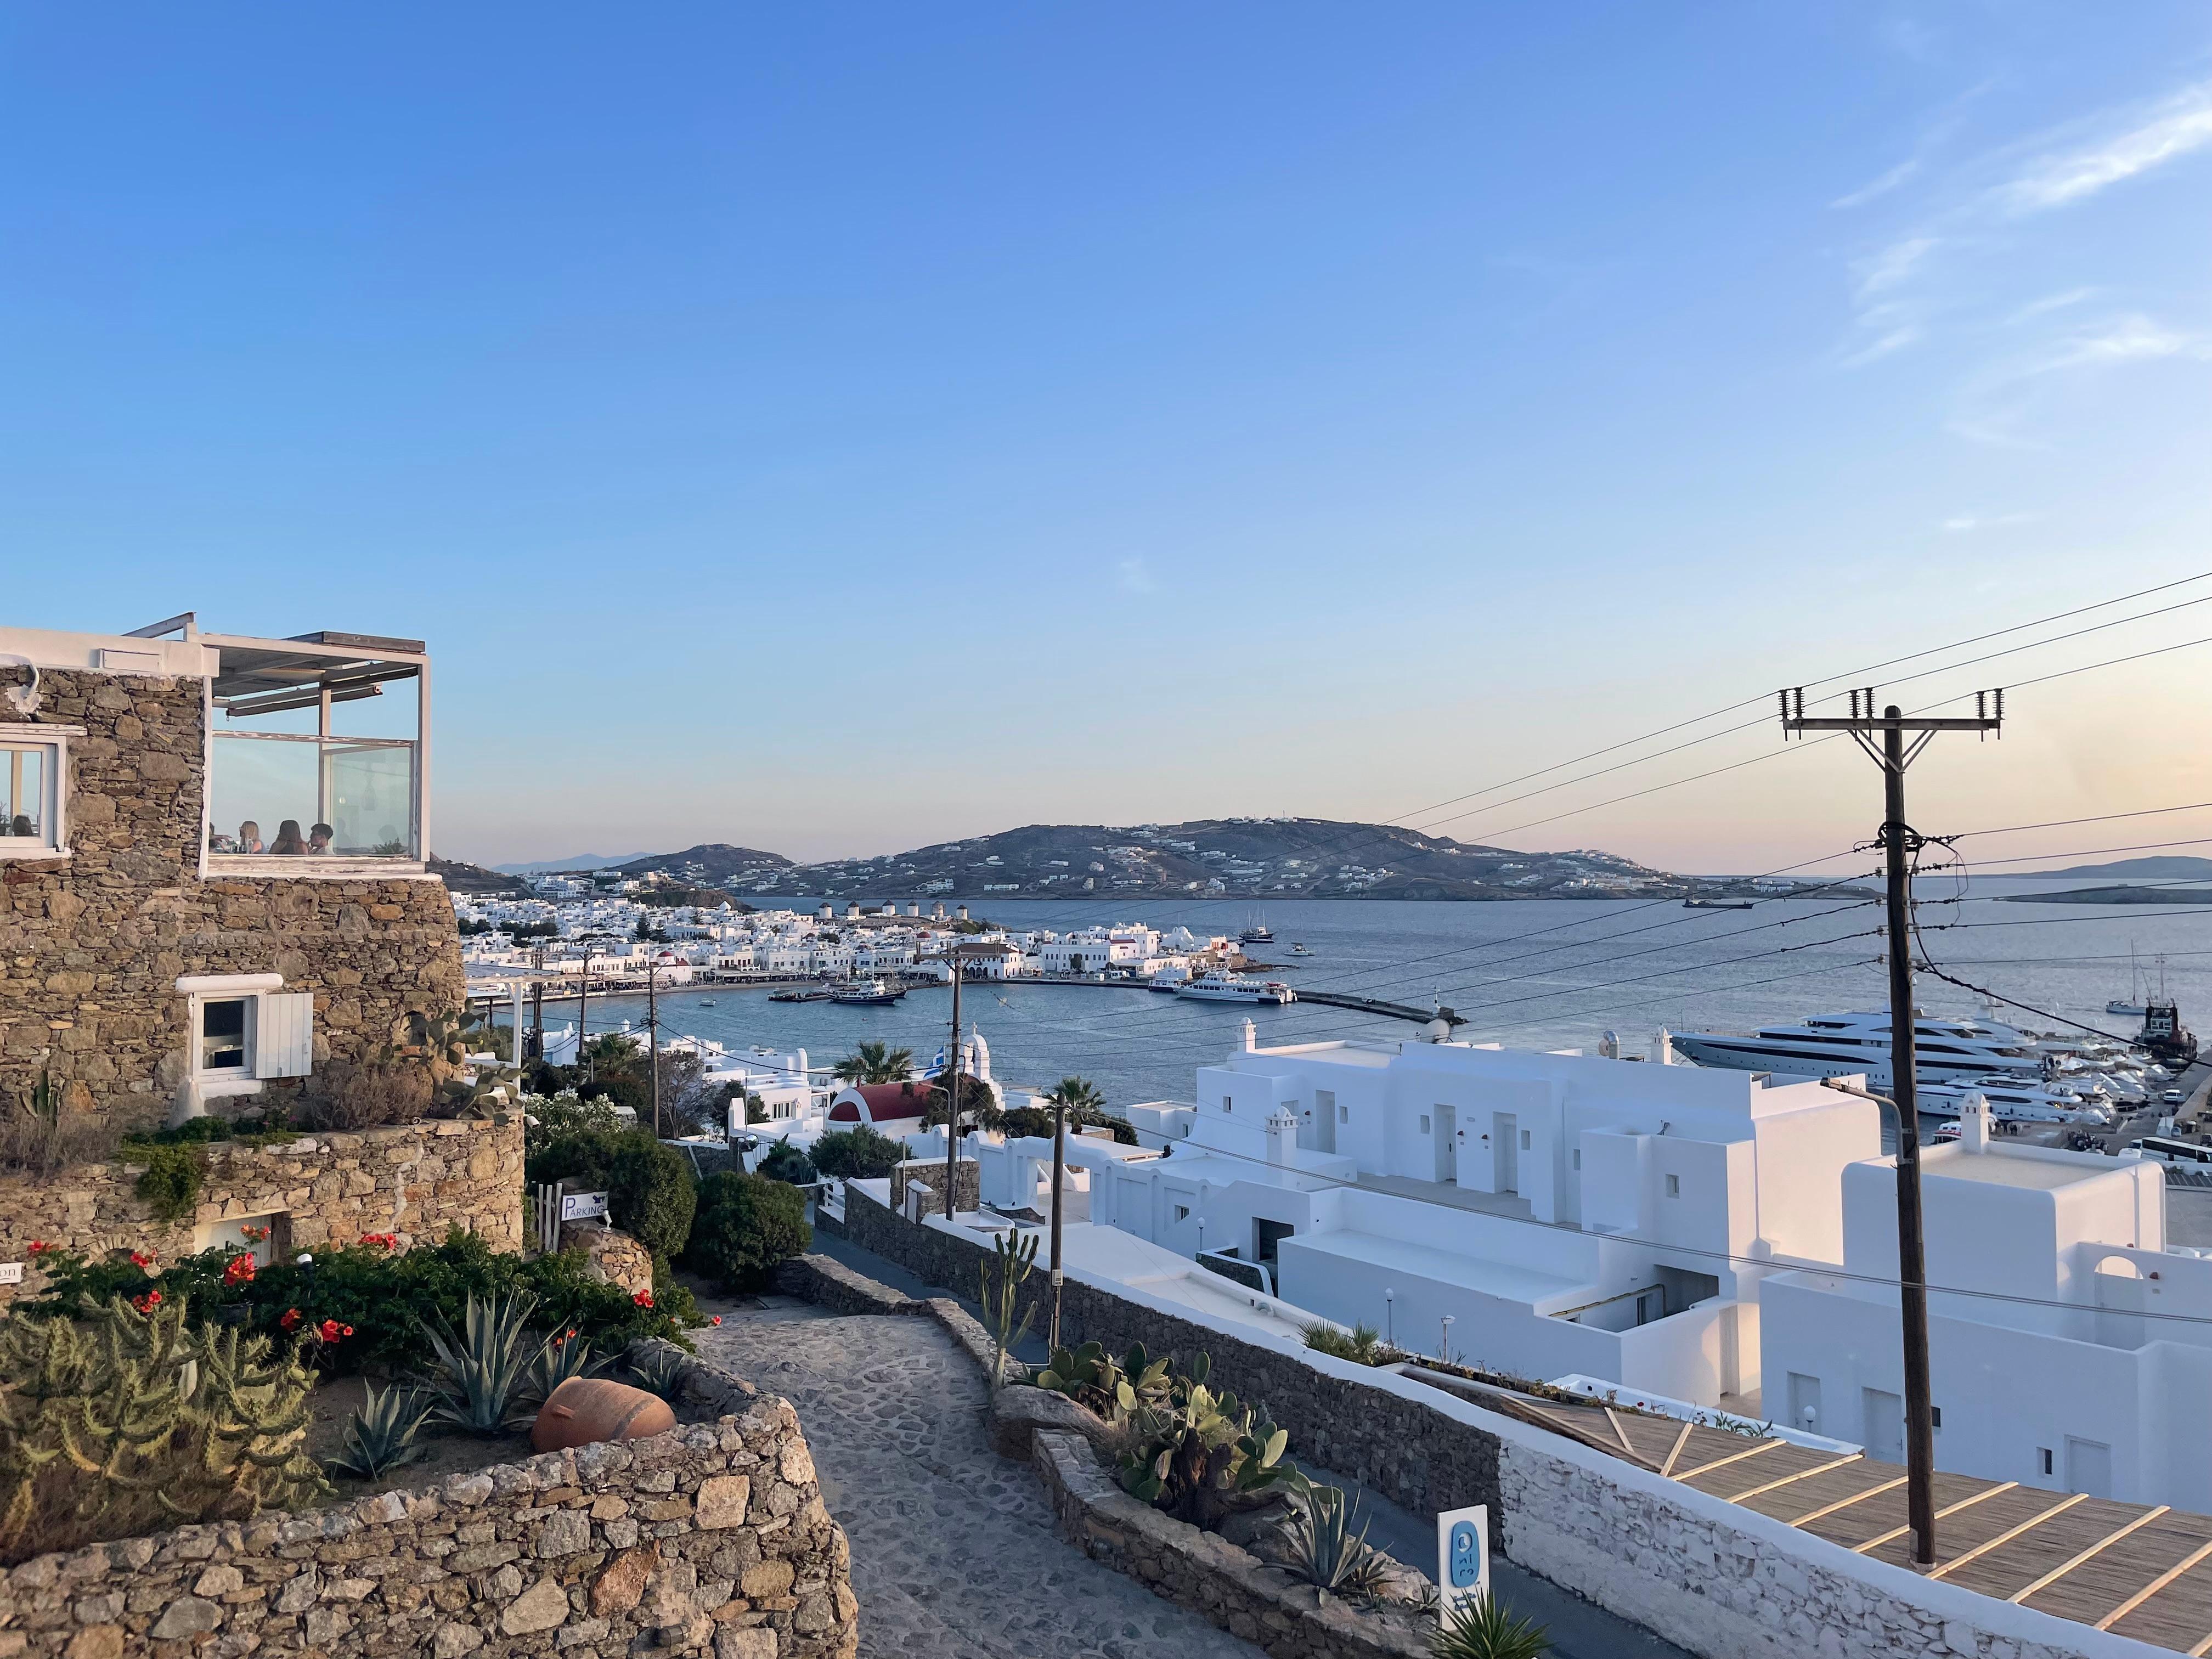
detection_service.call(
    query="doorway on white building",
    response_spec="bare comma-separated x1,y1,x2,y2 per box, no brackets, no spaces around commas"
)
1862,1388,1903,1465
2066,1437,2112,1498
1491,1111,1519,1195
1435,1105,1457,1183
1785,1373,1823,1438
1305,1090,1336,1155
1255,1218,1295,1267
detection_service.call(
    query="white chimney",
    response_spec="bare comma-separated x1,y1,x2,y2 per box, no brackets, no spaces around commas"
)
1265,1107,1297,1166
1654,1028,1676,1065
1960,1092,1991,1152
1239,1018,1257,1054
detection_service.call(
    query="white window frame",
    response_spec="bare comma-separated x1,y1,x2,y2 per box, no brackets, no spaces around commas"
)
177,972,314,1104
0,724,80,861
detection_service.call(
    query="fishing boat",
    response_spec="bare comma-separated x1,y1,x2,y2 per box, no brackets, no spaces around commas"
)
829,978,905,1007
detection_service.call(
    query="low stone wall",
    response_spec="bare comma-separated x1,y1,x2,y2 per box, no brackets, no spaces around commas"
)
0,1345,858,1659
773,1254,915,1317
561,1221,653,1299
840,1184,1502,1532
0,1115,525,1312
1031,1429,1425,1659
885,1159,977,1218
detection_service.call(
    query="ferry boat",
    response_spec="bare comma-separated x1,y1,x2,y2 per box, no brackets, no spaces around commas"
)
1670,1010,2049,1091
1176,973,1295,1006
828,979,905,1007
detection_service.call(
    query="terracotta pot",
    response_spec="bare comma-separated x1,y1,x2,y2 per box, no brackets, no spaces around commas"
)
531,1377,676,1453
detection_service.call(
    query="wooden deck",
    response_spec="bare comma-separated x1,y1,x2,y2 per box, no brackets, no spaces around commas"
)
1499,1389,2212,1655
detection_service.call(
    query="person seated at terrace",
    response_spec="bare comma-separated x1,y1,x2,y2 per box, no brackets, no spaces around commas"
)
306,822,334,855
266,819,307,856
6,815,30,837
235,820,264,854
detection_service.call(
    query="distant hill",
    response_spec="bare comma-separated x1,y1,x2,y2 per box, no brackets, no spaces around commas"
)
2018,856,2212,881
492,852,649,874
589,820,1825,904
429,855,531,896
611,844,798,887
1999,884,2212,906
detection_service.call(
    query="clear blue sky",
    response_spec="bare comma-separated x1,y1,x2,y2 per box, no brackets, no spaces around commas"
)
5,5,2209,871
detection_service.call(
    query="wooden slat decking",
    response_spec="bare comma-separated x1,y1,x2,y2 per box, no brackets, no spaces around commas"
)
1506,1391,2212,1655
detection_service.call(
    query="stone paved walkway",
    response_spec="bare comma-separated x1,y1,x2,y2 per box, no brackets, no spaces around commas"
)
695,1299,1262,1659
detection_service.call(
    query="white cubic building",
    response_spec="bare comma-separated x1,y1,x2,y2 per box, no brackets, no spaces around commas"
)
1086,1025,1878,1408
1761,1103,2212,1508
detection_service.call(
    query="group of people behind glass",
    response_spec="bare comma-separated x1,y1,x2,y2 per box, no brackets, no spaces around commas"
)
229,819,334,856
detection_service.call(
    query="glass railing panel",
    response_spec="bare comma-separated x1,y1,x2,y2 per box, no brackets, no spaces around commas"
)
207,733,417,859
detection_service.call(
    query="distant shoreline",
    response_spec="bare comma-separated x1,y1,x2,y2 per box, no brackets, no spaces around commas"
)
1996,885,2212,906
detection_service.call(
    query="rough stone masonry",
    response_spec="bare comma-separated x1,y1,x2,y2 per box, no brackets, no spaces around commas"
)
0,665,467,1128
0,1352,859,1659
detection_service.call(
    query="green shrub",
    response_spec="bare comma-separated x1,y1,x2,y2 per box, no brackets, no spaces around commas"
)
0,1296,326,1564
25,1228,697,1375
809,1125,906,1181
685,1172,810,1290
527,1128,697,1260
1302,1322,1387,1365
129,1143,205,1222
1430,1593,1550,1658
756,1141,817,1184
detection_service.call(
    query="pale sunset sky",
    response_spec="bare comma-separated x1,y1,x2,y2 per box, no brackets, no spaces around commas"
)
3,6,2208,873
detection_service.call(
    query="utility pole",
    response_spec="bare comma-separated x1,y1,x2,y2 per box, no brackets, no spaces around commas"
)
578,950,591,1084
647,956,661,1139
1781,686,2001,1568
1049,1086,1067,1350
944,951,964,1222
528,947,545,1062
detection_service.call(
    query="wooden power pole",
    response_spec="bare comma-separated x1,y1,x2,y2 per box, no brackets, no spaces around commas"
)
944,951,964,1221
1781,687,2001,1567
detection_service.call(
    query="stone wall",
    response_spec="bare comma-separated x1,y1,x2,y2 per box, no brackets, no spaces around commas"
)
560,1222,653,1299
0,667,467,1129
840,1185,1502,1531
0,1115,524,1312
1030,1429,1426,1659
885,1159,977,1218
0,1345,858,1659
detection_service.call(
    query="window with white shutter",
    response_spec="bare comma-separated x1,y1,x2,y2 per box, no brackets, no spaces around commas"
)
254,992,315,1079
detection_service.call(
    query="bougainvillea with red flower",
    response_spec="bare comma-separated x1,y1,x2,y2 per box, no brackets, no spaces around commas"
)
223,1254,257,1287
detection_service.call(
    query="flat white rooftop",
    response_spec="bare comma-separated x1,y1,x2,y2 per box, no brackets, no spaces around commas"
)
1283,1227,1590,1306
1921,1144,2126,1191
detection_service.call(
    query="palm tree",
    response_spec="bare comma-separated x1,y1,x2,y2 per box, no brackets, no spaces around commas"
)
832,1040,913,1085
1042,1075,1105,1122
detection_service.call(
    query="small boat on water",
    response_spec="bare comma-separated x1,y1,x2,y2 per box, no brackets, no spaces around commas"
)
1684,898,1753,910
1240,917,1274,945
698,999,717,1008
1288,943,1314,956
829,978,905,1007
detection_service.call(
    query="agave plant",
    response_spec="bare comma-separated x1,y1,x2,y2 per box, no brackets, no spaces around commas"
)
1430,1592,1550,1659
1278,1482,1394,1603
1031,1340,1170,1424
519,1329,610,1406
325,1380,432,1479
624,1343,692,1401
421,1291,550,1434
1118,1352,1296,1528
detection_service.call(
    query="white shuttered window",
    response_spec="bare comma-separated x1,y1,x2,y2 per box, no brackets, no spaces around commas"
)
253,992,315,1079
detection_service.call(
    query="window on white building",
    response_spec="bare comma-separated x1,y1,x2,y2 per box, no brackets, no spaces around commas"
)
1520,1129,1531,1150
1419,1114,1431,1133
1173,1204,1190,1223
1665,1174,1680,1197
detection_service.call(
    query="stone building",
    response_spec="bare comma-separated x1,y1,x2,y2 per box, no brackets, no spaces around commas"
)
0,613,463,1130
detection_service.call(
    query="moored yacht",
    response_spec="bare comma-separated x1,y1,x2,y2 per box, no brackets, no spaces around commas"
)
1176,973,1295,1005
1670,1010,2047,1092
828,978,905,1006
1916,1077,2113,1127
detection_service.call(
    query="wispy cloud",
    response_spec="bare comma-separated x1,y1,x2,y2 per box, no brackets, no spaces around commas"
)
2025,314,2211,375
2004,287,2096,326
1946,313,2210,447
1941,511,2038,533
1116,557,1155,594
1832,157,1921,211
1996,82,2212,214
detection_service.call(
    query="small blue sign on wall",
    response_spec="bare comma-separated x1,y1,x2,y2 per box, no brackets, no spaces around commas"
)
1435,1503,1489,1616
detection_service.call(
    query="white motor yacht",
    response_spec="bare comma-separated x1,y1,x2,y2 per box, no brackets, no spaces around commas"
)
1670,1010,2046,1092
1917,1077,2113,1127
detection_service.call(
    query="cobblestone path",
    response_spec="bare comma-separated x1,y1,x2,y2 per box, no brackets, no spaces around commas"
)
696,1301,1261,1659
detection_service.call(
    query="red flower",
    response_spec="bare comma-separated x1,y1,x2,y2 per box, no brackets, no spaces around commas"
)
633,1290,654,1308
131,1290,162,1314
26,1241,51,1256
239,1224,270,1243
128,1250,155,1271
223,1254,257,1286
317,1319,351,1344
280,1308,303,1331
710,1316,723,1327
359,1233,397,1250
